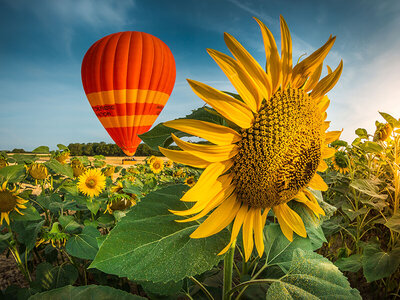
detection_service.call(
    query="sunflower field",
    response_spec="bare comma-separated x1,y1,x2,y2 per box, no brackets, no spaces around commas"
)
1,16,400,300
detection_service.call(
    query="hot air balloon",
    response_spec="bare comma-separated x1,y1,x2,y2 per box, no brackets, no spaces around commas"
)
81,31,176,156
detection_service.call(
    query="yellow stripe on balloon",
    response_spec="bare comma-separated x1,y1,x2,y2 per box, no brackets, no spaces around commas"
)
87,89,171,106
101,114,158,128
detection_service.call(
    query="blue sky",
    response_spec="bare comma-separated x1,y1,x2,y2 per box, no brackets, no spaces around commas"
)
1,0,400,151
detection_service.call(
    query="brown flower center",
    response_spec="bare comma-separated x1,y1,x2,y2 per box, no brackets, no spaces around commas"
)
0,191,17,212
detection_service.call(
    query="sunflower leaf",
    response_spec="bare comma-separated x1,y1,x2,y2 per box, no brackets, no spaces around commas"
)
0,164,26,183
44,159,73,178
266,249,361,299
28,284,145,300
90,184,230,283
379,112,400,128
65,226,100,260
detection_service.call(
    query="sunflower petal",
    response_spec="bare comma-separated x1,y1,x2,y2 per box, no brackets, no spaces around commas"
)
4,213,10,225
0,213,4,225
163,119,242,146
292,36,336,88
187,79,254,128
16,204,27,209
171,134,239,162
280,15,292,89
207,48,260,112
327,65,333,74
322,146,336,159
317,95,330,113
190,194,240,238
304,63,323,92
218,203,248,255
14,207,24,215
243,208,255,261
253,208,265,257
254,17,281,93
317,159,328,172
224,32,272,101
325,130,342,144
180,160,233,203
273,208,293,241
274,203,307,238
295,191,325,216
310,60,343,100
176,185,236,223
308,173,328,191
158,147,210,168
1,181,7,190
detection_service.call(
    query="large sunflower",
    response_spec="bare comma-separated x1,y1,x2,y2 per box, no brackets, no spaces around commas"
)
332,150,350,174
0,181,28,225
159,16,343,261
77,169,106,198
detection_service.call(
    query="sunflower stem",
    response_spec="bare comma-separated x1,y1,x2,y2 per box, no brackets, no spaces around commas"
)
223,239,236,300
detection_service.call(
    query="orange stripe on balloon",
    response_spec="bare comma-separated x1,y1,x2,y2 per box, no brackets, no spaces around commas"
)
100,115,158,128
92,103,165,118
86,89,170,106
105,125,152,156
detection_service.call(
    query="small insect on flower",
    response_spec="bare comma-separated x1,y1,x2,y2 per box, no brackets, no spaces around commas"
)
77,169,106,198
185,176,196,187
0,181,28,225
149,157,164,174
160,16,343,261
332,151,350,174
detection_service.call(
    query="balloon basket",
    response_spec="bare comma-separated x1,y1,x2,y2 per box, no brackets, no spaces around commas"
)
122,158,138,165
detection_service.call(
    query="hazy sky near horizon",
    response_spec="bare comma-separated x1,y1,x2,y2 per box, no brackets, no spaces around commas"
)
1,0,400,151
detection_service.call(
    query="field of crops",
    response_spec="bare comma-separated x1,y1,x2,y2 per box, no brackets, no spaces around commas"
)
0,109,399,300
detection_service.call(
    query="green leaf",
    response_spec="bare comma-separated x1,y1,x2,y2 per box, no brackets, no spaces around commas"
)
0,164,26,183
360,141,383,153
10,203,42,222
139,280,183,296
341,202,369,222
362,243,400,282
44,159,73,178
32,146,50,154
289,202,327,250
350,178,387,200
10,154,37,164
59,215,81,233
355,128,368,139
28,284,145,300
264,224,313,270
384,213,400,233
31,262,78,291
91,185,230,283
0,232,12,241
65,226,100,260
57,144,68,151
12,220,45,251
266,249,361,300
335,254,362,272
379,112,400,128
86,199,101,215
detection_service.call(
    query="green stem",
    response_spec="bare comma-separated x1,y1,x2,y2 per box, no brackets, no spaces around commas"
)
189,276,214,300
223,239,236,300
6,224,31,282
228,279,280,297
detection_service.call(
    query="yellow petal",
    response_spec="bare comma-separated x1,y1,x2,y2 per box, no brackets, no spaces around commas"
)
308,173,328,191
317,95,330,113
325,130,342,144
171,134,239,163
17,198,29,204
187,79,254,128
274,203,307,238
243,208,255,261
207,48,260,112
295,191,325,216
291,36,336,88
218,203,248,255
0,213,4,225
253,208,265,257
223,32,272,102
327,65,333,74
254,17,281,93
190,194,240,238
163,119,242,146
317,159,328,172
4,213,10,225
280,15,292,89
310,60,343,100
158,147,210,168
180,160,233,203
261,208,270,226
14,207,24,215
323,121,331,131
273,208,293,241
176,185,236,223
322,146,336,159
304,63,323,92
1,181,7,190
16,204,26,209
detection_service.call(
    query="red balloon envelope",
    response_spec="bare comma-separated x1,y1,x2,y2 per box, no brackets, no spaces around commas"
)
81,31,176,156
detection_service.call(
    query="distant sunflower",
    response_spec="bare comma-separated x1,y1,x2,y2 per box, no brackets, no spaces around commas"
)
149,158,164,174
72,165,86,178
27,163,48,183
77,169,106,198
160,16,342,261
147,156,156,165
0,158,7,169
185,176,196,187
106,181,136,214
374,123,392,142
332,151,350,174
165,160,174,168
0,181,28,225
103,166,115,177
55,151,70,165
